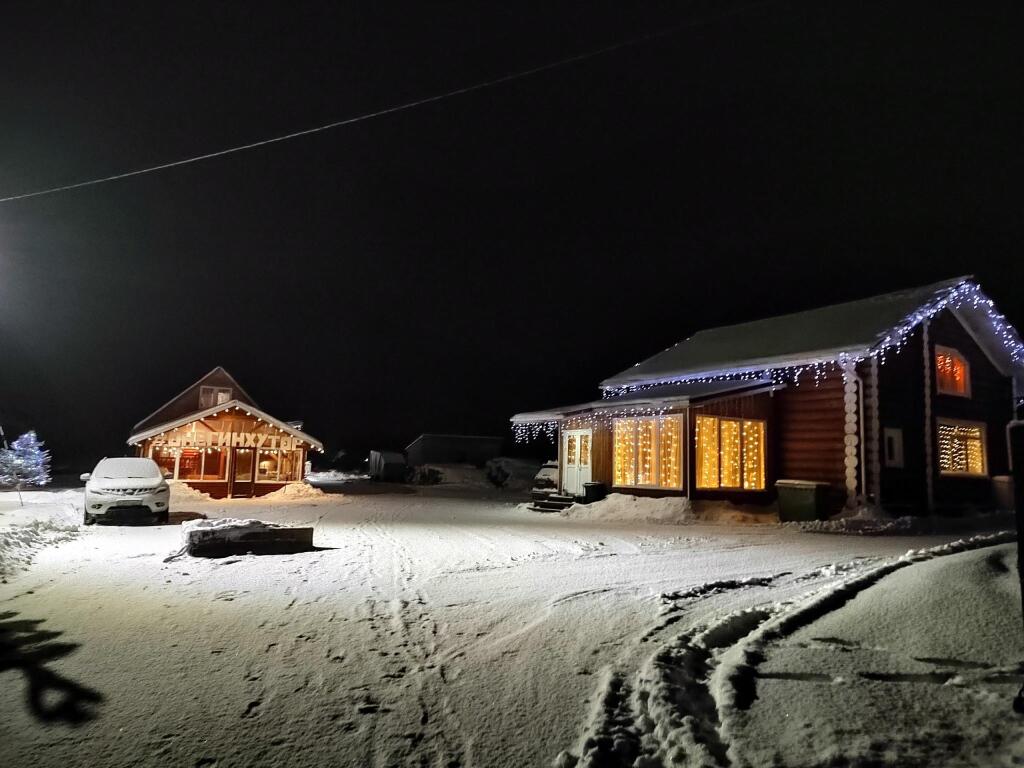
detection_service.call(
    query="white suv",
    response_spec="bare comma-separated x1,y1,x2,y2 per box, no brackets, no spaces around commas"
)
81,457,171,525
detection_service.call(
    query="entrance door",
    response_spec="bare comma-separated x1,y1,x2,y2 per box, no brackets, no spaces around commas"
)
230,448,255,498
562,429,592,496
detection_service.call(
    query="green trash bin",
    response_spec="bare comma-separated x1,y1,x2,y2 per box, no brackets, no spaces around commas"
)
775,480,831,522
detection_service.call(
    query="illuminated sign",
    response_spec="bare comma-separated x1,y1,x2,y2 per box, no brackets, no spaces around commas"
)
158,432,305,451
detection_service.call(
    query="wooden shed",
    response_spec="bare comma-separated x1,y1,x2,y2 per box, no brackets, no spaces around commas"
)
512,277,1024,514
127,367,323,498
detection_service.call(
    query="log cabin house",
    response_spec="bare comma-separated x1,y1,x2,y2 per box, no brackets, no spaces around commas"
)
512,278,1024,515
127,367,324,498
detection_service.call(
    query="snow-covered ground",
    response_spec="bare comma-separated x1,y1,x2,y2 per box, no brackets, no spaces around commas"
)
0,488,1021,767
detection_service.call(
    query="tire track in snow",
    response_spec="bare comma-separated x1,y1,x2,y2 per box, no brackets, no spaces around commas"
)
560,532,1016,768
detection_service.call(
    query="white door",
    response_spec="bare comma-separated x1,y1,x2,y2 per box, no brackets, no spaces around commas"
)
562,429,593,496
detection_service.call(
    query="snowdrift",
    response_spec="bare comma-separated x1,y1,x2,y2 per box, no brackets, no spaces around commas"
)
259,482,325,501
560,494,779,525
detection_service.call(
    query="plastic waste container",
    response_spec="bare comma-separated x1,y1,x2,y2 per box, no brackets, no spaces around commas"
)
775,479,831,522
582,482,607,504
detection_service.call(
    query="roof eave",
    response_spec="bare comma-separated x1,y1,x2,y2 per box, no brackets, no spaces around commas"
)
599,347,872,389
127,400,324,451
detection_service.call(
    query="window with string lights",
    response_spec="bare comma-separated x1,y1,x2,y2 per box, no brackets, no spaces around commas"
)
936,419,987,476
934,346,970,397
612,416,683,489
695,415,766,490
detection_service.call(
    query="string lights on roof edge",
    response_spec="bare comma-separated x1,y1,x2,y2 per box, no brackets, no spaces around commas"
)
513,280,1024,443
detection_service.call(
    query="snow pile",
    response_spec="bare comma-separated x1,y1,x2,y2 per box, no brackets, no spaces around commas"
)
305,469,370,483
792,507,1014,536
182,516,282,537
168,481,212,503
0,490,82,579
259,482,325,501
561,494,695,524
0,519,78,579
560,494,778,525
717,533,1023,767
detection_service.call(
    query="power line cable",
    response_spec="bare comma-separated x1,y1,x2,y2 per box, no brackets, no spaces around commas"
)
0,2,767,204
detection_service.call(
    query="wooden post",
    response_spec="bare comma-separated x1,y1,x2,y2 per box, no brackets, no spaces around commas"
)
842,361,860,508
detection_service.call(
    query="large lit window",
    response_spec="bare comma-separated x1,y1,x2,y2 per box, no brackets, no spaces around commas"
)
613,420,636,486
937,420,986,476
659,416,682,489
696,415,767,490
613,416,684,489
935,346,970,397
257,449,304,482
177,447,228,481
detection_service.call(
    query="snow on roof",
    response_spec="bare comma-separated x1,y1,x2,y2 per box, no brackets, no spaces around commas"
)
127,400,324,451
601,276,1024,388
511,378,776,423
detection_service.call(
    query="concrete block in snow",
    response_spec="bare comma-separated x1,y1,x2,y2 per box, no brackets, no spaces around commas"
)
181,518,314,557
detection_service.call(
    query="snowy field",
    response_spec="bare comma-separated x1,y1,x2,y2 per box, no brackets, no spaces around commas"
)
0,486,1022,767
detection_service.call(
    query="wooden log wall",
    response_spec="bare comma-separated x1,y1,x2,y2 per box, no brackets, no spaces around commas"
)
774,373,847,491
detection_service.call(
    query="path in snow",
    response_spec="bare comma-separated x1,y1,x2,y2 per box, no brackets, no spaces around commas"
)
0,490,1014,767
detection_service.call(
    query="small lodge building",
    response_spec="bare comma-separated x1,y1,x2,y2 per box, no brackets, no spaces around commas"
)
512,278,1024,515
127,367,323,498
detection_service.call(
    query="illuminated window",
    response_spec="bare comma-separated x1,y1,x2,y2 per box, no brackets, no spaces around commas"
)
579,434,591,467
659,416,682,489
696,415,767,490
566,434,578,466
613,416,684,488
937,420,986,475
695,415,719,489
742,420,766,490
178,447,228,481
637,418,657,485
934,346,970,397
257,449,303,482
613,420,636,486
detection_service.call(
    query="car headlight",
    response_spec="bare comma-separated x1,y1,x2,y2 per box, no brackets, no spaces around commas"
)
88,487,112,496
154,485,169,494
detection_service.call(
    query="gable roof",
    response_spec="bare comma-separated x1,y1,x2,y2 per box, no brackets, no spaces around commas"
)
601,277,1024,389
127,399,323,451
132,366,258,433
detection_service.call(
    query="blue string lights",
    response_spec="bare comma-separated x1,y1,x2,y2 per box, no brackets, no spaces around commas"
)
514,280,1024,442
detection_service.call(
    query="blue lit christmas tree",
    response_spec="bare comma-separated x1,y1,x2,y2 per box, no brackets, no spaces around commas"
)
0,430,52,506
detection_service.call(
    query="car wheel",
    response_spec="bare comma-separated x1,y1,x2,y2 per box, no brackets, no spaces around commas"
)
83,512,95,526
156,510,170,525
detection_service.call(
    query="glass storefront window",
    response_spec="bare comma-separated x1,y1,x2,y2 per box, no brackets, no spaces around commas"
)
256,449,303,482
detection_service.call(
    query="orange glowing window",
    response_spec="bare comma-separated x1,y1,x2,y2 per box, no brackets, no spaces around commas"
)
935,346,969,397
696,416,766,491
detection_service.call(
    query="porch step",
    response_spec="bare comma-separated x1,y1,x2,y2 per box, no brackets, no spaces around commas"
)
528,496,577,513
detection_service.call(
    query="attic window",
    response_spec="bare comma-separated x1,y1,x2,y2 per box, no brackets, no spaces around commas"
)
934,346,970,397
199,386,232,408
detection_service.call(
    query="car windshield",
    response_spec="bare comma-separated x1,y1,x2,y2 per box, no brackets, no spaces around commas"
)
94,457,161,480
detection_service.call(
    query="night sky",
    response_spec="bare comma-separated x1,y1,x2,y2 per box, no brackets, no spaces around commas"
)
1,1,1021,470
